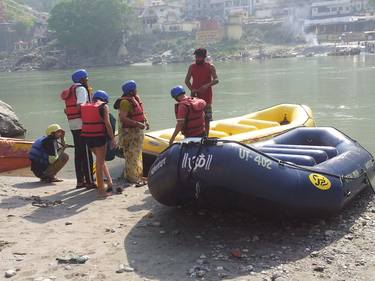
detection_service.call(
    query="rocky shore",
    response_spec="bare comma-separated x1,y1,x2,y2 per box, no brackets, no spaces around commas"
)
0,175,374,281
0,43,349,73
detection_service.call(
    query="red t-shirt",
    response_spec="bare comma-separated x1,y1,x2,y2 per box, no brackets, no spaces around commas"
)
176,100,189,120
191,62,213,104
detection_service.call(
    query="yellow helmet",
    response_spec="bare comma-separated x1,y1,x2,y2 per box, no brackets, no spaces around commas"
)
45,124,64,136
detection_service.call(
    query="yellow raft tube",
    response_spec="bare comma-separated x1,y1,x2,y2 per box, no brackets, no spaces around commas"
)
141,104,315,173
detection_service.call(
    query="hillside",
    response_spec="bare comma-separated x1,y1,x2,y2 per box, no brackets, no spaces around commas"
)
14,0,60,12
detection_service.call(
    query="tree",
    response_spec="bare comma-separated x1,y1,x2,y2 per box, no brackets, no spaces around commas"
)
48,0,133,56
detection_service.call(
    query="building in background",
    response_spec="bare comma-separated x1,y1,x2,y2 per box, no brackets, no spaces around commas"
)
140,1,185,32
305,0,372,42
196,19,224,44
310,0,368,19
225,10,245,40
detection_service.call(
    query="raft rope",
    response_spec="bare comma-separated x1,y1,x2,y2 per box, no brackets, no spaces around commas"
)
183,137,373,183
174,140,207,199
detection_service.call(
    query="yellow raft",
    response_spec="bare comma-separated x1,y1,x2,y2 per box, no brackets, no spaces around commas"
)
141,104,315,172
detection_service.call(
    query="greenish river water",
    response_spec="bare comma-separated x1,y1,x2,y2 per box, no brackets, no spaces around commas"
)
1,55,375,177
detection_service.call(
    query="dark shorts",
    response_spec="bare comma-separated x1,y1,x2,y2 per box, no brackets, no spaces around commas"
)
84,136,106,148
205,104,213,121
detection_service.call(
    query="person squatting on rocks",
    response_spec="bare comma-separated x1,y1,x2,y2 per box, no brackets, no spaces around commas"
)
169,85,206,145
185,48,219,136
28,124,69,182
114,80,149,187
60,69,95,189
81,90,116,198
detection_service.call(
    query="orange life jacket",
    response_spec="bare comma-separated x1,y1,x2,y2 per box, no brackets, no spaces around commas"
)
121,95,146,128
175,97,206,137
80,101,106,137
60,84,82,120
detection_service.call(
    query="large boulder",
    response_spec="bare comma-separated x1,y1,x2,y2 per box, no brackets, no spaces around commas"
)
0,100,26,137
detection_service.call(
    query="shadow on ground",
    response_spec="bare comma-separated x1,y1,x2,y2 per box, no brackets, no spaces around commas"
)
123,188,374,281
1,180,97,223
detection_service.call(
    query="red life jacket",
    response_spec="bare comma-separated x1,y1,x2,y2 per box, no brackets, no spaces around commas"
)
121,95,146,128
60,84,82,120
175,97,206,137
191,62,213,104
80,101,106,137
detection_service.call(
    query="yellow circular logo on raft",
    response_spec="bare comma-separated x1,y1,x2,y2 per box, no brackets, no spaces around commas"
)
309,173,331,190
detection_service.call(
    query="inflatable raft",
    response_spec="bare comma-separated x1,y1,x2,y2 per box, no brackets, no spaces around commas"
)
0,137,32,172
141,103,315,173
148,127,375,215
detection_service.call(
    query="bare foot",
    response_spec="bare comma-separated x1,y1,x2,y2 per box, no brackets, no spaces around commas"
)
97,192,112,199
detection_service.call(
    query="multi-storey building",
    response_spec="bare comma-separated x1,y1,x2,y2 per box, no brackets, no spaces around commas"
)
186,0,253,21
310,0,368,19
186,0,212,19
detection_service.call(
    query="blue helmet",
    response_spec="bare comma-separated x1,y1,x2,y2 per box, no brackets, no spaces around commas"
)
93,90,109,103
171,85,185,98
122,80,137,94
72,69,88,83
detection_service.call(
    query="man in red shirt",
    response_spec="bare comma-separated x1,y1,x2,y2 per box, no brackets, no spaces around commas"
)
169,85,206,146
185,48,219,136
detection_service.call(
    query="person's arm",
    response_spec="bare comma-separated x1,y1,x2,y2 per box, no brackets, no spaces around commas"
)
144,112,150,130
118,100,145,129
197,64,219,93
210,64,219,86
169,120,184,146
185,65,197,96
42,137,59,164
169,104,187,145
102,105,116,148
76,86,89,107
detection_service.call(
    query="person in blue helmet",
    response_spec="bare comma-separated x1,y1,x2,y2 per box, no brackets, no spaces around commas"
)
114,80,149,186
81,90,116,198
60,69,95,189
169,85,206,145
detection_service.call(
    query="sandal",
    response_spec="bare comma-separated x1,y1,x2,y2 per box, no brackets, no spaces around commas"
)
76,183,86,189
97,192,112,199
134,180,147,187
46,177,63,183
86,183,98,190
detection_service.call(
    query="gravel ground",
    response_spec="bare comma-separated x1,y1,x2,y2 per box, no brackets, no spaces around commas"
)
0,176,374,281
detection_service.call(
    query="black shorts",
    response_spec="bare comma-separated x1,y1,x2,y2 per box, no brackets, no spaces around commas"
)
84,136,106,148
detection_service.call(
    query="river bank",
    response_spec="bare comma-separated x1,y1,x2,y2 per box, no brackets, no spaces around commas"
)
0,43,342,73
0,175,374,281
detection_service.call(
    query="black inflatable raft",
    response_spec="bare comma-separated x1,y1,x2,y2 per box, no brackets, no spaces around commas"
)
148,127,375,215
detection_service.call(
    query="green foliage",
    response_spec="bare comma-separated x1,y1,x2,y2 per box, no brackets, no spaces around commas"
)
15,0,63,12
13,18,34,38
48,0,133,56
369,0,375,8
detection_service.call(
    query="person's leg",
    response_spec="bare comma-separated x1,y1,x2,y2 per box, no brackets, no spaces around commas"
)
31,164,46,180
204,104,213,137
103,163,113,187
71,130,84,185
122,129,131,180
102,143,113,188
123,128,144,183
91,146,108,197
81,137,94,185
44,152,69,179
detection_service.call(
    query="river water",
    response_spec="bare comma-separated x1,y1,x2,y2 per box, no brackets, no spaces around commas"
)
1,55,375,177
